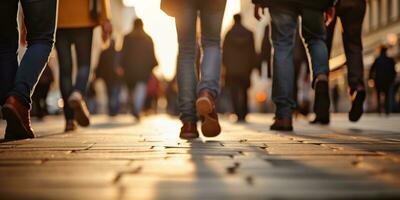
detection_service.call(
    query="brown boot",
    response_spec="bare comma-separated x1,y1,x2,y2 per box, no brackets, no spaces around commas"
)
196,90,221,137
180,122,199,140
270,118,293,131
68,91,90,127
2,96,35,139
64,120,77,132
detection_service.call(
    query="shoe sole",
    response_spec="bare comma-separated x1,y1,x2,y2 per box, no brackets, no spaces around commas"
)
314,81,330,122
68,99,90,127
180,132,199,140
2,106,34,139
349,91,366,122
270,126,293,132
196,97,221,137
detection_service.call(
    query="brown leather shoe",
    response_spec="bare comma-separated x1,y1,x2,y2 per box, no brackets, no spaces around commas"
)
65,120,77,132
196,90,221,137
2,96,35,139
68,91,90,127
180,122,199,140
270,118,293,131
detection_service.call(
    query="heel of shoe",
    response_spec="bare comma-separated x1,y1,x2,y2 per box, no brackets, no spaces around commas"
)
196,97,213,116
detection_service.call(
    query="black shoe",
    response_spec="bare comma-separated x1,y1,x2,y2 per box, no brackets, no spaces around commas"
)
349,90,365,122
270,118,293,131
310,117,330,125
311,80,330,125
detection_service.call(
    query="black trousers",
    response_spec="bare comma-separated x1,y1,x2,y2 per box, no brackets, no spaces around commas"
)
326,0,366,90
229,83,249,120
32,83,51,118
376,88,391,115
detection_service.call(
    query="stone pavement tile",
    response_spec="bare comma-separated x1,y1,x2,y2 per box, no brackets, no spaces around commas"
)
0,187,118,200
120,175,400,200
0,160,43,166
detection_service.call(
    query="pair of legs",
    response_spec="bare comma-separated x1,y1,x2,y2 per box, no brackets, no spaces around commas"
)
0,0,57,139
269,5,330,122
128,82,147,118
376,87,391,115
174,0,226,124
105,82,121,116
229,82,249,121
55,28,93,122
0,0,57,108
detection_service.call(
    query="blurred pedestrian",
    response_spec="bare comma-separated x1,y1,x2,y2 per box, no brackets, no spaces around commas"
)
369,46,396,115
161,0,226,139
253,0,336,131
223,14,258,122
331,83,340,113
0,0,57,140
96,40,122,117
120,19,158,121
56,0,112,132
261,25,272,79
326,0,366,122
32,63,54,120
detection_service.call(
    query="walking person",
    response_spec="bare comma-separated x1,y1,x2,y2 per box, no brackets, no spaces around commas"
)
56,0,112,132
120,19,158,121
0,0,58,139
96,40,122,117
223,14,258,123
325,0,367,122
161,0,227,139
32,63,54,120
253,0,336,130
369,46,397,115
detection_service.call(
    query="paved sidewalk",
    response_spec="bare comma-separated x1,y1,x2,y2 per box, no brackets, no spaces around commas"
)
0,114,399,200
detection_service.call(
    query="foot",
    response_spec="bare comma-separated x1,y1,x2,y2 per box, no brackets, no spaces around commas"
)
349,89,366,122
196,90,221,137
64,120,77,132
270,118,293,131
311,78,330,125
68,91,90,127
180,122,199,140
2,96,35,140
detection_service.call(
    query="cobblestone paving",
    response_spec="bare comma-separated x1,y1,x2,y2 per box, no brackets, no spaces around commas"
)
0,114,399,200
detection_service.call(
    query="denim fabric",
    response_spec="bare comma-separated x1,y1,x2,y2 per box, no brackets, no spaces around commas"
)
174,0,226,122
0,0,57,108
269,5,329,119
105,83,121,116
130,82,147,116
56,28,93,120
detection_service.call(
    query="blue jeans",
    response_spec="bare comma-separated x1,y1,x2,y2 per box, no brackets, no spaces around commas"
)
129,82,147,116
174,0,226,122
105,82,121,116
0,0,57,108
270,5,329,119
56,28,93,120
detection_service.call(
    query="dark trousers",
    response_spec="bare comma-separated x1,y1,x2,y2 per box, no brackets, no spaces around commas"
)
105,82,121,116
32,83,51,118
229,83,249,120
55,28,93,120
0,0,57,108
376,88,391,115
327,0,366,90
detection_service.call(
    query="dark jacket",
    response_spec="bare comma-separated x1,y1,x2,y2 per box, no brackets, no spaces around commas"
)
96,42,120,84
120,29,158,86
223,23,258,87
369,53,397,90
252,0,336,11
